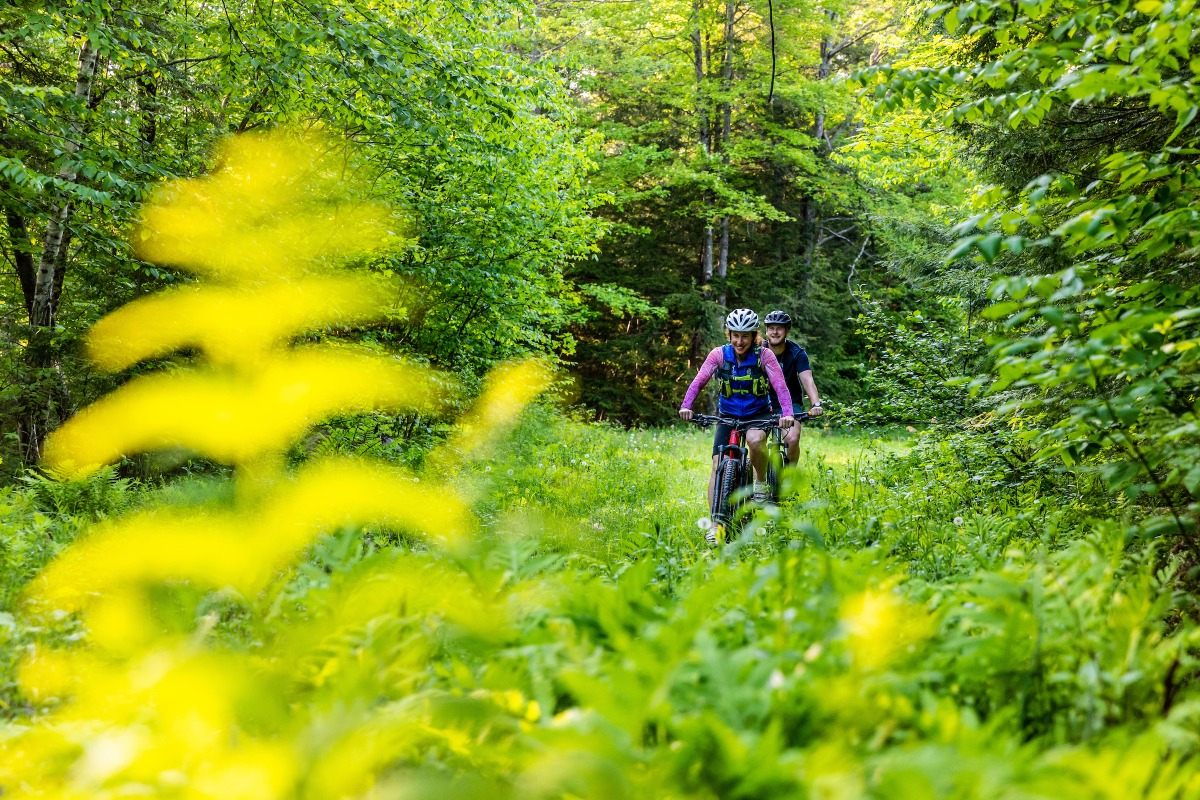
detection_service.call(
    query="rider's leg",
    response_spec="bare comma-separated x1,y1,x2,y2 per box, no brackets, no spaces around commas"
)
747,428,767,482
785,423,801,465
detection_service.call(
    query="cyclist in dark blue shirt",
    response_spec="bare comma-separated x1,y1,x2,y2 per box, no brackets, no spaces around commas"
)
763,310,822,465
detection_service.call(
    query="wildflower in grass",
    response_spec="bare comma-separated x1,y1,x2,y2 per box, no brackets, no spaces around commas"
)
953,516,964,526
697,517,713,530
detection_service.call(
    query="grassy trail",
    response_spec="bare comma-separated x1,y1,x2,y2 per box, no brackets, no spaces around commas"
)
475,413,909,569
3,414,1199,797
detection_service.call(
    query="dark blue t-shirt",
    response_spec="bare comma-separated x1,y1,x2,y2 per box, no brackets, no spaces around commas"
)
768,340,811,412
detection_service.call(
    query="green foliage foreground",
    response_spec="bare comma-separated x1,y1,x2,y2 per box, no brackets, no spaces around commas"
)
4,416,1200,797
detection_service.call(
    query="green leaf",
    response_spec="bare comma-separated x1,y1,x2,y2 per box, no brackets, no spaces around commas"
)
947,235,982,261
982,301,1020,320
1165,105,1198,146
944,7,961,34
1185,463,1200,495
976,234,1003,263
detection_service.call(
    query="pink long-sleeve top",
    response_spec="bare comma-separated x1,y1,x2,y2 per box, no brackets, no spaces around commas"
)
681,346,793,416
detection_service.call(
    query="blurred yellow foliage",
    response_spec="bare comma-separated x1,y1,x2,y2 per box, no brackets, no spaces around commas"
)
841,587,933,671
44,351,439,478
87,275,396,370
29,460,472,612
431,358,553,468
4,131,551,798
134,130,398,280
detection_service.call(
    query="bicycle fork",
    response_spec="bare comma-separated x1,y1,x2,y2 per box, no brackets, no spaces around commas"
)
711,429,744,540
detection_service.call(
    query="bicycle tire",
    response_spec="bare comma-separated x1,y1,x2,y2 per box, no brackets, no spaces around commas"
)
766,444,783,502
714,458,742,542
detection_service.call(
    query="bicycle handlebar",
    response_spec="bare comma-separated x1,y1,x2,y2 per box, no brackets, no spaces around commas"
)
688,411,811,429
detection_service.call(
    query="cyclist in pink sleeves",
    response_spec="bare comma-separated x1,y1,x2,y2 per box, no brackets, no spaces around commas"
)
678,308,795,507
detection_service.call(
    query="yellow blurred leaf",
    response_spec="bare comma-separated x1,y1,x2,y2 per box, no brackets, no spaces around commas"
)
87,276,396,371
28,460,472,609
43,351,444,476
431,358,553,468
134,131,400,279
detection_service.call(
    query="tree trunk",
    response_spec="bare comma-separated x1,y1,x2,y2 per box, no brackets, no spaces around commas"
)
5,209,36,317
800,11,837,296
138,72,158,151
19,34,99,463
692,0,714,285
716,0,736,306
717,215,730,306
815,11,836,149
702,227,714,284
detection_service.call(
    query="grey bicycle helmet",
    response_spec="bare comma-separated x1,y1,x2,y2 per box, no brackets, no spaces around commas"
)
724,308,760,331
764,310,792,327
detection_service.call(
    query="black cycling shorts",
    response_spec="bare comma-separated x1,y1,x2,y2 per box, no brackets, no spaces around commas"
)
712,412,775,457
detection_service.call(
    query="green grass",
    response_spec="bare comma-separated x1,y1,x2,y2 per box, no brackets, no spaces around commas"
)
3,413,1199,797
467,411,915,568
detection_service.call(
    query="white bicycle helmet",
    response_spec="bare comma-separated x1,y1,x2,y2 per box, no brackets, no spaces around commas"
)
725,308,760,331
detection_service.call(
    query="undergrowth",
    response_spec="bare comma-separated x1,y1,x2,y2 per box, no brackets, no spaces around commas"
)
5,411,1198,796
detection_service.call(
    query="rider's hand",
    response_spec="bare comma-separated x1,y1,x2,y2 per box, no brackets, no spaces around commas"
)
679,408,694,421
779,415,794,429
808,404,824,418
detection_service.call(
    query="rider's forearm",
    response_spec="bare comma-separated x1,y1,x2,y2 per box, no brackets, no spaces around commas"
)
799,370,820,407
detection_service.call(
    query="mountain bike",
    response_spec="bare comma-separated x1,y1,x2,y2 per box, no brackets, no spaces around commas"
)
765,411,810,504
689,412,809,543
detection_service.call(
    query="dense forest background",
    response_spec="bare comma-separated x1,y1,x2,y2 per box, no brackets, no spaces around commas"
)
3,0,1200,795
1,0,973,474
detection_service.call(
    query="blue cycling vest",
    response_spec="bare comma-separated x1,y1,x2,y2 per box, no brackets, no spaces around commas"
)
716,344,771,418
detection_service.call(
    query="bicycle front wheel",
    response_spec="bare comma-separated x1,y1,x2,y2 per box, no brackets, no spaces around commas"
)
766,445,784,502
